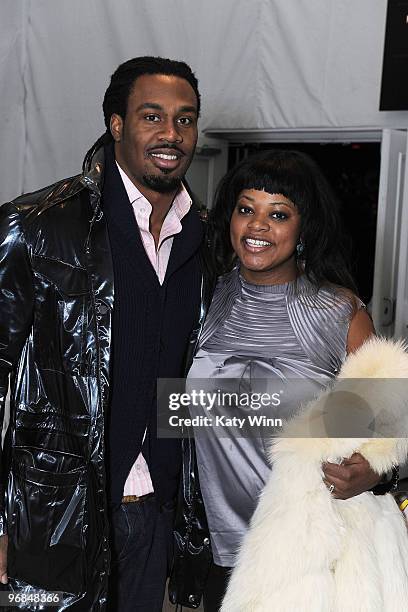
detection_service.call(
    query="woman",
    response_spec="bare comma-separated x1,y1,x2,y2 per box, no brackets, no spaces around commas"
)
181,150,388,611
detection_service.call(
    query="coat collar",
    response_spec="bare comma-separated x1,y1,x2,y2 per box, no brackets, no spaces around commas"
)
101,143,204,286
81,145,105,202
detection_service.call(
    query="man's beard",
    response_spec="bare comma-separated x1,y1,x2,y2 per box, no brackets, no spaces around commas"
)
142,173,183,193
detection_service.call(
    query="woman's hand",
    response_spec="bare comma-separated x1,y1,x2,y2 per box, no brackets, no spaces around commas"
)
323,306,379,498
322,452,381,499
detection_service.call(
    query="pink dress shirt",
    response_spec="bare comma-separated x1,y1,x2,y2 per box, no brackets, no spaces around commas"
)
116,162,192,497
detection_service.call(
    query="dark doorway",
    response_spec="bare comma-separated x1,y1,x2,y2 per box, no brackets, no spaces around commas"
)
227,142,381,304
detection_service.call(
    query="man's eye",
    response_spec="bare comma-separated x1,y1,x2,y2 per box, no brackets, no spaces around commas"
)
178,117,195,126
145,114,160,122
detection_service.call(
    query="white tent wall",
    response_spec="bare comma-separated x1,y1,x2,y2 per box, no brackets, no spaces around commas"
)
1,1,26,202
256,0,392,130
1,0,407,202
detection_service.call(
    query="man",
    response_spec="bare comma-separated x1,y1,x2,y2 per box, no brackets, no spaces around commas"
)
0,56,204,611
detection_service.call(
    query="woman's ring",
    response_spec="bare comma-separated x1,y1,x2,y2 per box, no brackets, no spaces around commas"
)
328,483,335,493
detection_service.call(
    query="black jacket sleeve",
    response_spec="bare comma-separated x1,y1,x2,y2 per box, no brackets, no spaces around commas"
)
0,202,34,533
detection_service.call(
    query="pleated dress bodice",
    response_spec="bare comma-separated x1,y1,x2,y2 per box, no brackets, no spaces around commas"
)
188,268,357,566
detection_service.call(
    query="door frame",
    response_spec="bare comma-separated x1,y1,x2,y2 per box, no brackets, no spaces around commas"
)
205,127,408,340
204,128,383,144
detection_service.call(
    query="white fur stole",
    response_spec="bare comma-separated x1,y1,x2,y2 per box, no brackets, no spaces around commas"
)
221,337,408,612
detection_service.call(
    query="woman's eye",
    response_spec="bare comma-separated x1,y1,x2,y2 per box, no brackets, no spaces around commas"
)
270,211,288,220
237,206,253,215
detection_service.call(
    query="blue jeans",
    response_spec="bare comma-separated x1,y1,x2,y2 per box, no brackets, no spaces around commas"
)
107,497,175,612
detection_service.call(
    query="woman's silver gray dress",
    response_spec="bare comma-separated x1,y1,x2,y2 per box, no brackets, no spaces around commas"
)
187,268,359,567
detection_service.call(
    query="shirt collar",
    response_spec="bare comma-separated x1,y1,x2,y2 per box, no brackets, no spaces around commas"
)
116,161,144,204
115,160,192,218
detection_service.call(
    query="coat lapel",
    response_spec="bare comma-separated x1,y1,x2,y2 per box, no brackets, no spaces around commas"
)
164,205,204,282
101,146,160,292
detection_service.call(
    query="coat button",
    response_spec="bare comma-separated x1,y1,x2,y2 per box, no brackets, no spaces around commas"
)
203,537,210,545
96,302,109,315
188,594,196,604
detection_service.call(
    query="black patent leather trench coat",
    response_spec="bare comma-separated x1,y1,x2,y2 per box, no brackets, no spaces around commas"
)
0,149,113,609
168,263,215,609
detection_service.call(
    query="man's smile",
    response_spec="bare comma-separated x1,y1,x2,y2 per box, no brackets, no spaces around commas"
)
146,146,185,171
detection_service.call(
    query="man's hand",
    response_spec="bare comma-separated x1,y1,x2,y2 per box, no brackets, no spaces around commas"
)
0,534,8,584
322,452,381,499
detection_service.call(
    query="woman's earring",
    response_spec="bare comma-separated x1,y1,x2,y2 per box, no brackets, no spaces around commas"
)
296,240,304,258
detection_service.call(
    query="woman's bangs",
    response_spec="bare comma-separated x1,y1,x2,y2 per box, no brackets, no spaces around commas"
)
234,161,309,211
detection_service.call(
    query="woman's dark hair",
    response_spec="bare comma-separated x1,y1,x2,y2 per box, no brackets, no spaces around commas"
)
83,56,200,171
210,149,357,293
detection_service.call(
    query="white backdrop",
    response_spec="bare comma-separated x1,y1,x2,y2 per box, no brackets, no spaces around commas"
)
1,0,407,202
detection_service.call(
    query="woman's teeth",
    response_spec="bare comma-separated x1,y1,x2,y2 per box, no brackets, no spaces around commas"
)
245,238,272,247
